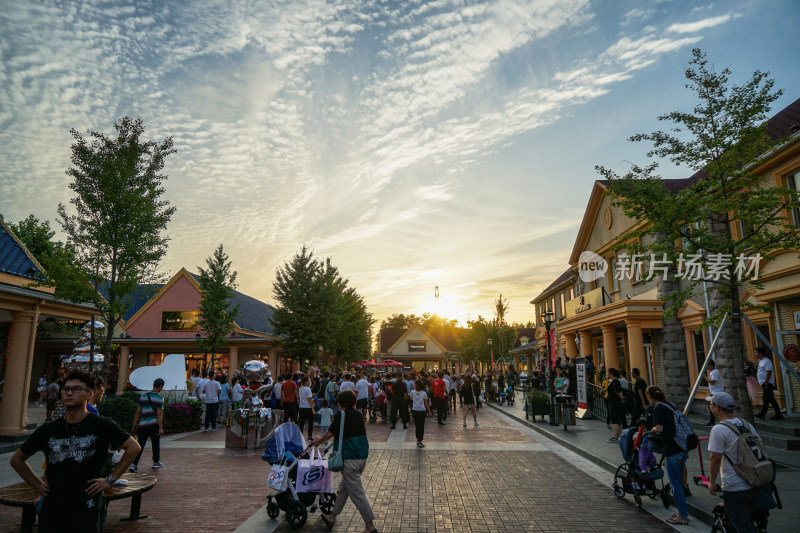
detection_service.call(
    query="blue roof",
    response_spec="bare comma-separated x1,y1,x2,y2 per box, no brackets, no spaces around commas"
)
0,219,43,280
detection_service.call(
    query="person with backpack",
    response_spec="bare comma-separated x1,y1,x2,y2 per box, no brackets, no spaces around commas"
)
648,385,695,526
708,392,773,533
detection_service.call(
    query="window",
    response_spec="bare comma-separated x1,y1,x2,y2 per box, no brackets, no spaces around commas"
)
407,341,427,352
693,332,708,385
788,172,800,228
559,292,566,316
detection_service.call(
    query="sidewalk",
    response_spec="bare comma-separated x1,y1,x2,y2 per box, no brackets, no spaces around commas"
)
488,401,800,532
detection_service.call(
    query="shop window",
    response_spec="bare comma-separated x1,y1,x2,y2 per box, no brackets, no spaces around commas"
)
787,171,800,228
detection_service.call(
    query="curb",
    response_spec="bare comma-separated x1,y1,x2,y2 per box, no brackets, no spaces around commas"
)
487,403,716,527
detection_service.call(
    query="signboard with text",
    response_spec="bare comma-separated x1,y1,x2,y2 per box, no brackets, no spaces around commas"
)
564,287,606,319
161,310,199,331
576,357,587,409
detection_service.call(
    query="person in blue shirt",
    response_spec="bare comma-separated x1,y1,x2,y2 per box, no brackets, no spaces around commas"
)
218,375,231,424
86,375,105,415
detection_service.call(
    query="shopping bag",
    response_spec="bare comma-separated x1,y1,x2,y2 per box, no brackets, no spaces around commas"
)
297,447,332,493
267,461,290,491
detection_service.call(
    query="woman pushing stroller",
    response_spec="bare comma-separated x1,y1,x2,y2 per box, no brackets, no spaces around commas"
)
311,389,379,533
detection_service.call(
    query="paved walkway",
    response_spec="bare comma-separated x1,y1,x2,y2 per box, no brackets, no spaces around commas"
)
0,405,705,532
488,400,800,533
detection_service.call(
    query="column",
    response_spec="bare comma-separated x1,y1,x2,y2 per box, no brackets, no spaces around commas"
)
228,345,239,376
580,331,593,359
268,347,279,376
626,321,647,379
601,325,618,369
0,310,39,436
565,335,578,359
116,345,130,395
526,353,533,374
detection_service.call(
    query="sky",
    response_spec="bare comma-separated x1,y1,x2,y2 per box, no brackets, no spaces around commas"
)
1,0,799,330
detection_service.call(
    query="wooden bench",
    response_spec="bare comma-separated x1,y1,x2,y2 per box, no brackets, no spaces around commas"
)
0,473,156,532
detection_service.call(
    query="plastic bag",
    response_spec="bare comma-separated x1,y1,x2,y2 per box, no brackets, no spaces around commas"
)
297,447,332,493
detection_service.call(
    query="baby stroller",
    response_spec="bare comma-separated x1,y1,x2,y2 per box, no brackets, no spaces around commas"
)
496,385,515,406
369,390,388,423
262,422,336,529
612,425,670,509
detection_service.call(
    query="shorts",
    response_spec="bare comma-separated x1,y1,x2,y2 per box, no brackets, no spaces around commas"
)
609,406,625,425
46,399,57,411
356,398,368,409
463,395,474,405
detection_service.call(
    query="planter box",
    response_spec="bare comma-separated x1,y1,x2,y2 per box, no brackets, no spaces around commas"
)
527,403,550,421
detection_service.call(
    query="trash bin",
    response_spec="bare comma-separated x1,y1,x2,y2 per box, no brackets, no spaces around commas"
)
558,403,576,428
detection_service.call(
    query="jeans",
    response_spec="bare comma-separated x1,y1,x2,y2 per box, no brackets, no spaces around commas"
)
722,487,759,533
297,407,314,439
205,402,219,429
133,425,160,466
413,410,426,442
435,396,447,423
218,399,230,422
283,401,299,423
665,451,689,518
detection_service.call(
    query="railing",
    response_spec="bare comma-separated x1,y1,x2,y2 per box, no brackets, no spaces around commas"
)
587,383,607,421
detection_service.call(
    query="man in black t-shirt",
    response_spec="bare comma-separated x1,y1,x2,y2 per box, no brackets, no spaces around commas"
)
10,370,140,533
389,378,409,430
649,386,690,525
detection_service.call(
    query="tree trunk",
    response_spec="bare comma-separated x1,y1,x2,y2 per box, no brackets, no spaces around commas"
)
728,281,755,423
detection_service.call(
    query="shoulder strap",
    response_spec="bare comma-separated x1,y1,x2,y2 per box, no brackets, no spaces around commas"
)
336,410,346,452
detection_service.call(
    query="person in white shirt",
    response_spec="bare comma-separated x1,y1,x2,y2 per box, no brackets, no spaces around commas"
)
197,374,209,401
202,374,222,432
755,347,783,419
296,376,316,440
707,392,761,532
410,379,432,448
704,360,723,427
339,374,356,393
355,375,370,420
189,369,201,398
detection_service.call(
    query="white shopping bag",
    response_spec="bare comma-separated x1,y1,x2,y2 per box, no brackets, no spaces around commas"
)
296,447,332,493
267,461,290,491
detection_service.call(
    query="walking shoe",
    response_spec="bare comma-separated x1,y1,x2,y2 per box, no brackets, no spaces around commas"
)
607,437,618,443
755,413,766,420
128,464,138,473
438,422,446,426
474,422,479,427
152,462,164,469
416,441,425,448
403,424,408,429
771,414,785,420
212,427,217,432
204,428,210,432
389,425,396,430
463,422,467,427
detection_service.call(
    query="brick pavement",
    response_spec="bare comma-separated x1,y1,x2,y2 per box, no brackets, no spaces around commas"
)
0,406,679,532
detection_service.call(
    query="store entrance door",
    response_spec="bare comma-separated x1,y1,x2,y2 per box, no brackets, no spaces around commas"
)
776,330,800,416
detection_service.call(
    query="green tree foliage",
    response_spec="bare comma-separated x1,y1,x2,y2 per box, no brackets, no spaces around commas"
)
456,316,492,368
58,116,176,380
491,294,517,370
9,215,96,302
272,247,373,365
597,49,799,420
196,244,240,366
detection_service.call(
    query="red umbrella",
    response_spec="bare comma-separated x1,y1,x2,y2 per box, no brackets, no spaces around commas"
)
348,360,375,368
376,359,403,367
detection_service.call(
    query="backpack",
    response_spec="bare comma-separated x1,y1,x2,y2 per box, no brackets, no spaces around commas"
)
664,402,699,451
720,420,775,487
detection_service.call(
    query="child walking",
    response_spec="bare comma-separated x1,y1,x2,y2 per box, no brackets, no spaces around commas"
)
318,399,333,435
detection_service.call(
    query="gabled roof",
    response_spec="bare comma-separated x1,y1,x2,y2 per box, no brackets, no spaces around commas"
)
0,216,45,281
512,328,537,349
379,325,466,354
532,268,574,304
121,268,278,335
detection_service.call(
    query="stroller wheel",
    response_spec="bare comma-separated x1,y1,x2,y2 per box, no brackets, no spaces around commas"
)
633,493,642,508
320,493,337,515
286,500,308,529
267,501,280,519
613,483,625,499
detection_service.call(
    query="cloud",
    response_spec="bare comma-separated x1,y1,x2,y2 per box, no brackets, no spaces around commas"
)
667,14,740,34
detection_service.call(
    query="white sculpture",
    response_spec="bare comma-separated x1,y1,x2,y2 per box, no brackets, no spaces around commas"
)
129,353,187,391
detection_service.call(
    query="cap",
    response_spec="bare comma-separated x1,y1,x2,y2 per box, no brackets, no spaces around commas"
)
710,392,734,410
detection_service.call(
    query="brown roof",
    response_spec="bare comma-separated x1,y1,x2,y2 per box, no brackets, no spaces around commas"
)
766,97,800,140
512,328,537,349
378,326,467,354
532,267,574,303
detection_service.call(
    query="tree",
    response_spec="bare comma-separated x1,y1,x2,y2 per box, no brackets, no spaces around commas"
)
379,313,420,330
9,215,96,303
196,244,240,373
58,116,176,380
491,294,517,371
272,247,373,366
597,49,799,421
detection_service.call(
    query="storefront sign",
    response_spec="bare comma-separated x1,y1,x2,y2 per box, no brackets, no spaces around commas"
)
576,357,587,409
161,310,199,331
564,287,606,318
785,344,800,363
407,342,426,352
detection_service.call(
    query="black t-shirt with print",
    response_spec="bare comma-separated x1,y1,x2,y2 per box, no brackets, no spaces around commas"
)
20,413,130,504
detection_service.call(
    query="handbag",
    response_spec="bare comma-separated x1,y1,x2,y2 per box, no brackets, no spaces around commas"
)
297,447,332,493
328,410,346,472
267,459,290,491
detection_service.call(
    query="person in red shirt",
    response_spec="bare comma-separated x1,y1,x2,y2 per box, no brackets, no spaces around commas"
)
432,372,448,426
281,374,298,423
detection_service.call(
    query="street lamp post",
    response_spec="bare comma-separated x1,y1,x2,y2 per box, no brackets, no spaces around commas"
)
542,308,557,426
